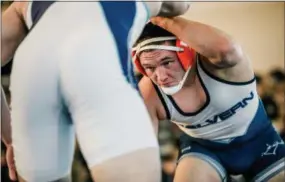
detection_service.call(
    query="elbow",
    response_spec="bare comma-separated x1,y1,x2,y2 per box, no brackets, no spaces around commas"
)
215,41,243,68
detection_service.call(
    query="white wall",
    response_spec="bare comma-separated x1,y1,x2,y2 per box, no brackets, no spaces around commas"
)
182,2,284,73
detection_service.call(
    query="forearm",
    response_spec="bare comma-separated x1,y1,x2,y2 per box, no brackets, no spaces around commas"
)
1,87,12,146
153,17,241,67
178,18,236,57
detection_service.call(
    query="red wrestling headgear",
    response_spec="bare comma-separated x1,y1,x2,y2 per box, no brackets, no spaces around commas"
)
132,36,195,76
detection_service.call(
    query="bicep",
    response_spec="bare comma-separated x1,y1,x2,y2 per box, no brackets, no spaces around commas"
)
1,3,27,66
199,52,255,82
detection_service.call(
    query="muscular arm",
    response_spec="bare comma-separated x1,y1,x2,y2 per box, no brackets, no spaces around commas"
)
1,2,28,66
151,16,255,82
151,17,245,68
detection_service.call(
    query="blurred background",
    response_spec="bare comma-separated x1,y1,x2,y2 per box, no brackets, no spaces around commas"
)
1,1,284,182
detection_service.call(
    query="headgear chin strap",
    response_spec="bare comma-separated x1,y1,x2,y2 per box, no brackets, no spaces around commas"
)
160,66,191,95
132,36,195,95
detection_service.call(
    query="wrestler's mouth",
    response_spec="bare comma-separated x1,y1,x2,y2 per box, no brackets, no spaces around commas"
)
160,82,177,87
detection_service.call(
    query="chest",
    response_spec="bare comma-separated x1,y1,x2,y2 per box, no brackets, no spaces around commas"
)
170,75,207,114
166,73,257,124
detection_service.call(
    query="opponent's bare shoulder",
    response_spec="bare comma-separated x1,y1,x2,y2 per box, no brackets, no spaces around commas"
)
3,1,28,25
138,76,162,134
138,76,167,121
1,1,29,66
14,1,30,21
139,76,158,107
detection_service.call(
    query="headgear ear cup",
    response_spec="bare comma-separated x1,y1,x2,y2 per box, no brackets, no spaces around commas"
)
132,51,147,75
176,40,195,71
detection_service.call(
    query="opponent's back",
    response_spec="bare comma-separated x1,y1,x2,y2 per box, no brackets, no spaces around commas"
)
19,1,149,86
10,2,161,182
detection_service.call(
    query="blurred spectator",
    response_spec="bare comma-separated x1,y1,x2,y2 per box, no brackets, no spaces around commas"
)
72,144,92,182
161,151,177,182
280,117,285,141
256,74,280,119
269,69,285,136
269,69,285,114
158,120,180,182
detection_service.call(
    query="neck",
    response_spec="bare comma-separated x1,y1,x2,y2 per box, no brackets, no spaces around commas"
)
183,67,196,87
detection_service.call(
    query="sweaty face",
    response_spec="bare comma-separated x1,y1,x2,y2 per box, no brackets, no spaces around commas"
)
139,48,185,87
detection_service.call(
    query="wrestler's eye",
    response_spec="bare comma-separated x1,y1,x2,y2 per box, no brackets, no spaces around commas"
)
144,66,155,72
161,60,174,67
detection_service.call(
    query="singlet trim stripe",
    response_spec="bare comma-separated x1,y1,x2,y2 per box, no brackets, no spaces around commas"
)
199,59,256,85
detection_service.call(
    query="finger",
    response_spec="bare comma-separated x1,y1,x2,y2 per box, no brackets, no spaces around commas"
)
6,149,17,181
9,167,17,181
150,16,172,28
6,153,15,169
7,160,16,170
7,160,17,181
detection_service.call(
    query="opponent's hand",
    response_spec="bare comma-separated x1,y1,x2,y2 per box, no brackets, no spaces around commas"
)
6,144,17,181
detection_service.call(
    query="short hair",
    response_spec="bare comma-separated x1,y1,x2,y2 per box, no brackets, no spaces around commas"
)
134,22,175,47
